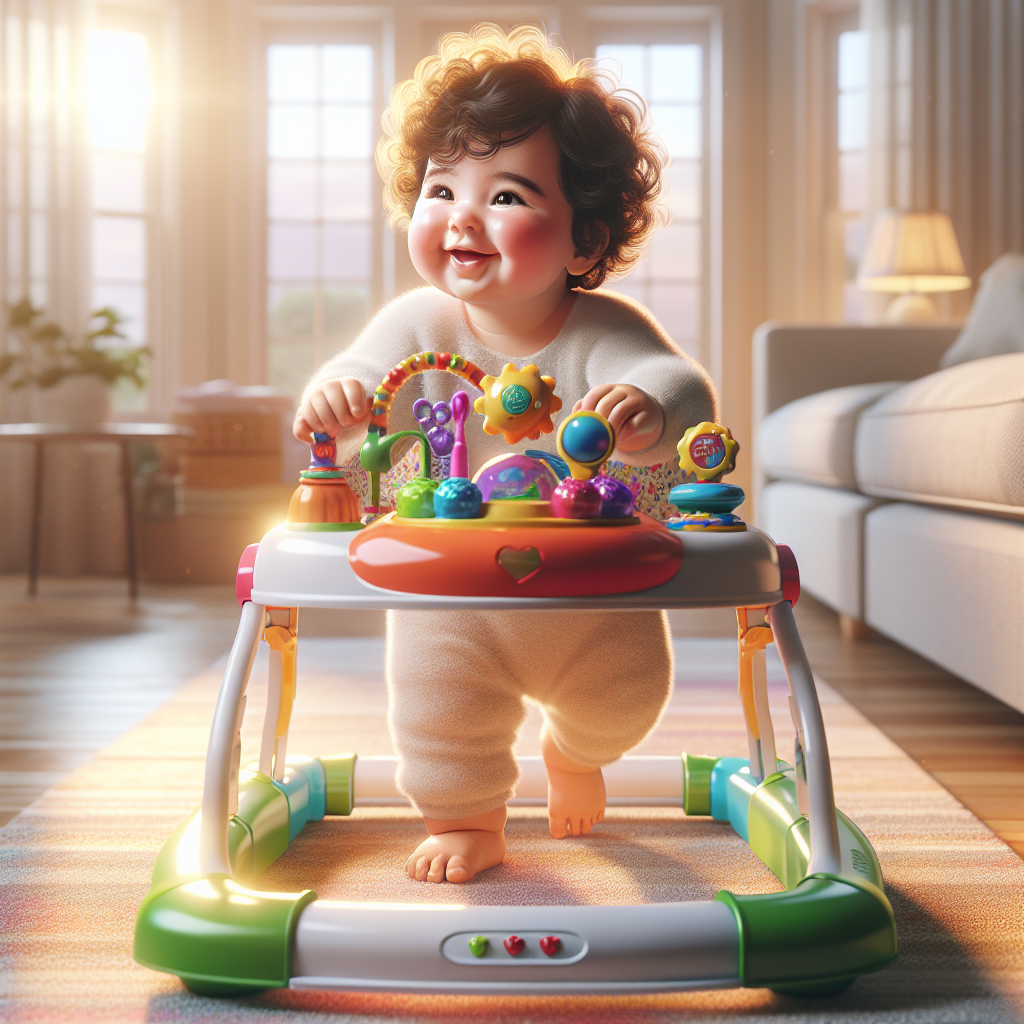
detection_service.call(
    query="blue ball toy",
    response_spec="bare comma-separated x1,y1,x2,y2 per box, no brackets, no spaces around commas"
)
433,477,483,519
560,414,611,466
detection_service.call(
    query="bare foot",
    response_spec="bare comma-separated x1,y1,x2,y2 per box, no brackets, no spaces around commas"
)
404,829,507,883
541,723,607,838
406,805,507,883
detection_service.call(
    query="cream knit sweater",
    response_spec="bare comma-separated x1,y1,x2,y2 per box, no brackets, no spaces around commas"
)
304,286,717,472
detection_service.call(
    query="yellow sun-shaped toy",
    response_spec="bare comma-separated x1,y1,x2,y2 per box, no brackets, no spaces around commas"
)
677,422,739,482
474,363,563,445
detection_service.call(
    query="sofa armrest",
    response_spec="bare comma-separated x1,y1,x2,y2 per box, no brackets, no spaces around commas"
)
753,322,959,422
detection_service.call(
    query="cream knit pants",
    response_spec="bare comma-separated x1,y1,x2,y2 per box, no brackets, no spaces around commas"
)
386,608,674,820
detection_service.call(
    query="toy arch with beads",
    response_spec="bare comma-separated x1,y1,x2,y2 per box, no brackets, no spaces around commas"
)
358,352,488,509
133,372,897,1000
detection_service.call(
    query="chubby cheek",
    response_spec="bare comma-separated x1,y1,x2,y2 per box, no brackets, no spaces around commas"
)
490,213,573,279
408,203,449,281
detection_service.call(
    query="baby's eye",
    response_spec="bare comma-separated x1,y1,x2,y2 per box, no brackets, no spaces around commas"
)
492,190,524,207
427,185,454,201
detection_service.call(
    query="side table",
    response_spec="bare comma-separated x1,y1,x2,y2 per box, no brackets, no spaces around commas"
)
0,423,192,599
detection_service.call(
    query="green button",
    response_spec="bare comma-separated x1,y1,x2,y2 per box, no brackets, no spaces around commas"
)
501,384,531,415
468,935,489,957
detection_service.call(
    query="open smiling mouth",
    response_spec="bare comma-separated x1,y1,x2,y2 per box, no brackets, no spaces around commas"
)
448,249,496,265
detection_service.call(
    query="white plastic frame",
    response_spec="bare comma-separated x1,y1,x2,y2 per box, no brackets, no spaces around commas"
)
196,524,841,992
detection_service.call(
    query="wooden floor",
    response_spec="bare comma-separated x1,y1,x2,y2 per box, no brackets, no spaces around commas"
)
792,595,1024,859
0,576,1021,858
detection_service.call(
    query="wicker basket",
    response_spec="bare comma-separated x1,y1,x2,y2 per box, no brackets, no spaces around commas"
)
172,411,281,457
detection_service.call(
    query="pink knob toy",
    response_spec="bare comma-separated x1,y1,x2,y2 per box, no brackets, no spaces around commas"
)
551,477,603,519
449,390,470,480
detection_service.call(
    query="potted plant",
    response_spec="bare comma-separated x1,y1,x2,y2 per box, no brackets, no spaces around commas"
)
0,299,150,424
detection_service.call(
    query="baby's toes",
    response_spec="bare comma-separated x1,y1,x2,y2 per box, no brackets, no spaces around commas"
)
549,815,569,839
445,856,472,883
427,853,448,884
407,853,430,881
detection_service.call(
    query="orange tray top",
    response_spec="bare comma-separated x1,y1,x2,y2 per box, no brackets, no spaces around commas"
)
348,507,684,598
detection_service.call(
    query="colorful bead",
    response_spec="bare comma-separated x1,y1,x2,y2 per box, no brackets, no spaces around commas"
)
468,935,488,957
593,474,635,517
551,477,603,519
503,935,525,956
433,477,483,519
539,936,561,956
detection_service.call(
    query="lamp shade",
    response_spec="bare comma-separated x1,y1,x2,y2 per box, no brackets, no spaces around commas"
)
858,210,970,293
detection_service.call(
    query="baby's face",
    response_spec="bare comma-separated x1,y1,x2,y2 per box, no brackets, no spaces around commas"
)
408,127,579,306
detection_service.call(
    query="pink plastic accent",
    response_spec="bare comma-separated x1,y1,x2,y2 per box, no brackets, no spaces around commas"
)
236,543,259,606
776,544,800,605
450,390,470,479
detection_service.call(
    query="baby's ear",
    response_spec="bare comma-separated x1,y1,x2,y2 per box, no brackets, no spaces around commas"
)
567,221,609,276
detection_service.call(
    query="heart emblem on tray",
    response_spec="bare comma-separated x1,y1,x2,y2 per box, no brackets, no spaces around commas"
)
496,546,543,582
503,935,525,956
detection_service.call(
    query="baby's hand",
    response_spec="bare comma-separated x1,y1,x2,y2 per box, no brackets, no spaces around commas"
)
293,378,371,443
574,384,664,453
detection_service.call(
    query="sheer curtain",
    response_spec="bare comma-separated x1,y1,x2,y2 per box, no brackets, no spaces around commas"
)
863,0,1024,314
0,0,108,575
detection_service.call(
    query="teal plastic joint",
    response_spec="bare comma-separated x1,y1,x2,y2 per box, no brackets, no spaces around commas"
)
269,757,327,841
709,758,755,837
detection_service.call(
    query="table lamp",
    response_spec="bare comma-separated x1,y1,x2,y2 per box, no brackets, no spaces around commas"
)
857,210,970,322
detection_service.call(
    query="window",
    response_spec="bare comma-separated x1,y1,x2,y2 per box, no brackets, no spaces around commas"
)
594,41,707,364
826,23,870,321
87,29,150,343
836,28,869,319
265,41,377,400
3,10,71,310
86,19,156,410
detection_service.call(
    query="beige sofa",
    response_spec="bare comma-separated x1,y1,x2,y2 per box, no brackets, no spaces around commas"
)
754,255,1024,714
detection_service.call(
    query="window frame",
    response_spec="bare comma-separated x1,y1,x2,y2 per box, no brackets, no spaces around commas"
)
821,7,867,322
582,6,721,381
252,7,395,395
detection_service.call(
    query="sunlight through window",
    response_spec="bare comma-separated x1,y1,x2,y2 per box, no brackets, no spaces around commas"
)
265,43,375,400
87,29,150,352
596,43,705,363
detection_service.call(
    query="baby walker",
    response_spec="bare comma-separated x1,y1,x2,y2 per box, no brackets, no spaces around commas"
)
133,353,896,998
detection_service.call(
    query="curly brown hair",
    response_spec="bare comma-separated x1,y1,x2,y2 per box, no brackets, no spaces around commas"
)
376,24,667,289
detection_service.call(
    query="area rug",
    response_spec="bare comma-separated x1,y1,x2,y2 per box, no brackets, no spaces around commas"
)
1,633,1022,1023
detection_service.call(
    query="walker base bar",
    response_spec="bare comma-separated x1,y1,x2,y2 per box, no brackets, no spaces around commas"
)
134,754,896,996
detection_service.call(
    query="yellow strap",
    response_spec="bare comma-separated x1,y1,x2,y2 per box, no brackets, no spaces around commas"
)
264,624,298,743
737,621,774,741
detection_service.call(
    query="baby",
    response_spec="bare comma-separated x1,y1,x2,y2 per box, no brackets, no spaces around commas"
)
295,25,717,883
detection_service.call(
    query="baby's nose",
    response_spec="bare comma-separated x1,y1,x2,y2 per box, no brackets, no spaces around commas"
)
448,201,482,233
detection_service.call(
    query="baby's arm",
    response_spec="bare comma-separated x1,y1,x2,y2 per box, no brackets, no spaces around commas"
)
290,289,446,458
580,297,718,465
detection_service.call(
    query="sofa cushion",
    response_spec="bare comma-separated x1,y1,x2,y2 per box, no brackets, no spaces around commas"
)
940,253,1024,368
865,503,1024,713
759,381,903,489
760,481,884,619
855,352,1024,515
